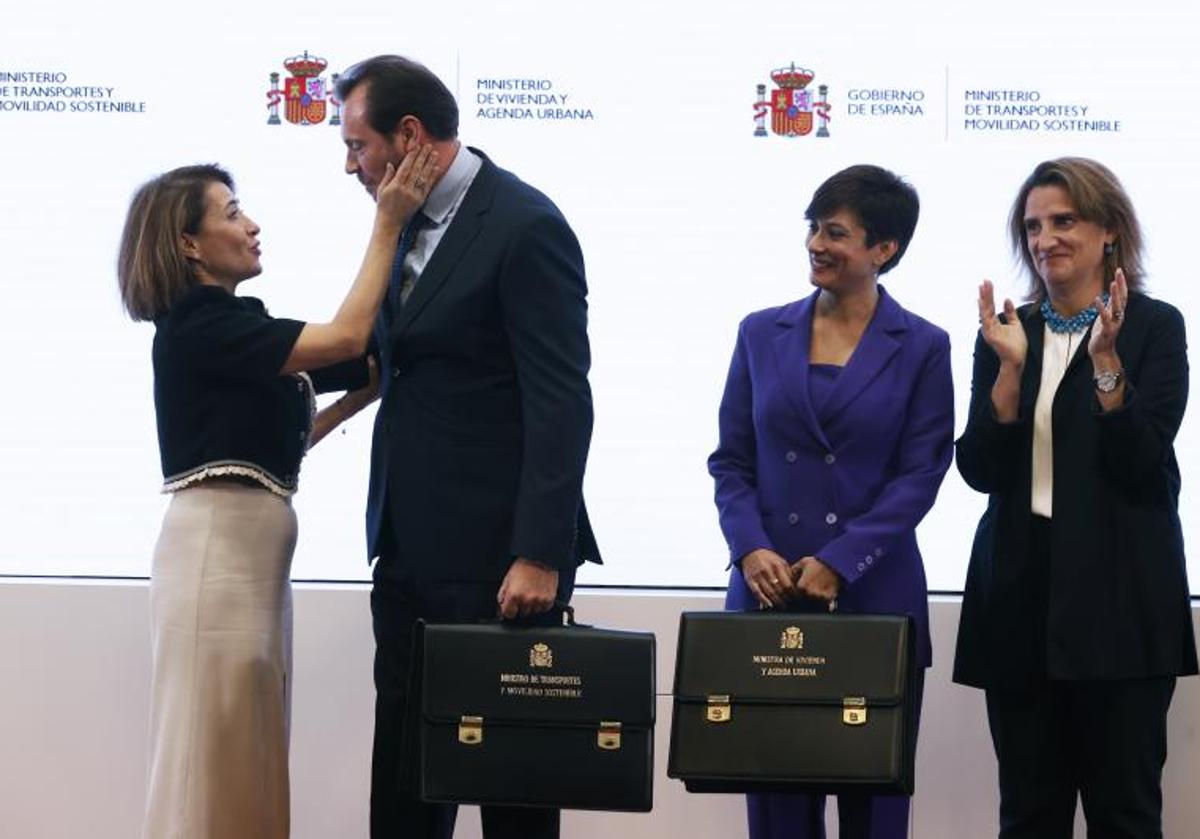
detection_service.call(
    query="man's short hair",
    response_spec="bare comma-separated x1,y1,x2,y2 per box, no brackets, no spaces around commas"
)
335,55,459,140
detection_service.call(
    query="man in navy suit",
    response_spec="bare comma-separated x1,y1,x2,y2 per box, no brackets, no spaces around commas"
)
334,55,599,839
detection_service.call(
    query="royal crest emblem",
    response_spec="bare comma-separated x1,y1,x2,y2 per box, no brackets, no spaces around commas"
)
530,643,553,668
753,63,831,138
266,51,342,126
780,626,805,650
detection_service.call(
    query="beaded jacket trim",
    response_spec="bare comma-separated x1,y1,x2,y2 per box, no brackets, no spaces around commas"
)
296,371,317,451
161,461,296,497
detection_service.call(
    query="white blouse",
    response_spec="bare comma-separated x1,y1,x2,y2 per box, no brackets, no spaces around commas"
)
1031,326,1086,517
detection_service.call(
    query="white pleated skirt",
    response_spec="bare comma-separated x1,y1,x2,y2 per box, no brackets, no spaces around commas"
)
142,480,297,839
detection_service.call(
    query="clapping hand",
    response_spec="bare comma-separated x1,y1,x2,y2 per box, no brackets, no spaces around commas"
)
1089,267,1129,359
977,280,1027,368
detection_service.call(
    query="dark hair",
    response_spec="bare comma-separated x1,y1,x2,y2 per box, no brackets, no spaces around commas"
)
335,55,458,140
804,165,919,275
117,164,234,321
1008,157,1145,301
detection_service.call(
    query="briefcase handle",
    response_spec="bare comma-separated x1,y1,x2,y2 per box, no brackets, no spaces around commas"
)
759,596,838,613
497,600,590,628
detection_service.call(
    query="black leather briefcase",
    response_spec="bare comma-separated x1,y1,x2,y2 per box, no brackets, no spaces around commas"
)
418,612,655,812
667,611,917,795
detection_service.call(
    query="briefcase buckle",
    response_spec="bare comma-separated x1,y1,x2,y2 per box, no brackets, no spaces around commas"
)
706,694,732,723
458,715,484,745
598,721,622,750
842,697,867,726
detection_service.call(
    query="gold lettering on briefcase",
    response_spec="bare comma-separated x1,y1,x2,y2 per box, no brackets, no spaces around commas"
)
842,697,868,726
498,667,584,699
530,643,553,668
752,653,826,677
780,626,805,649
753,627,825,677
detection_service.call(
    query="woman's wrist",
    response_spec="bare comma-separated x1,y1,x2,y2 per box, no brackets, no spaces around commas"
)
997,358,1025,376
1090,350,1121,372
371,213,404,241
990,370,1021,422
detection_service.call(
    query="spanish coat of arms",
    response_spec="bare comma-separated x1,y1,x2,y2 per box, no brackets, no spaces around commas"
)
753,63,831,138
266,51,341,126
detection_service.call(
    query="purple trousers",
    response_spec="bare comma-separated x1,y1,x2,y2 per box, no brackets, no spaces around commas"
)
747,789,913,839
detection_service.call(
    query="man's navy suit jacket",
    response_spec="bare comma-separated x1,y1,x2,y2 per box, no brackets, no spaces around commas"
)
366,149,599,582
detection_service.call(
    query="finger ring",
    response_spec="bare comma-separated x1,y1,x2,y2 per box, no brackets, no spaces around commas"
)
413,179,426,189
1113,309,1124,321
769,578,780,585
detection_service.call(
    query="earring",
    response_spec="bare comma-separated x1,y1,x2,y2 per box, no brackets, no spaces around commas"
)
1103,242,1115,257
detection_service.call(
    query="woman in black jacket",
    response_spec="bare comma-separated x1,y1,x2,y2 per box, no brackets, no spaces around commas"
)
954,157,1196,838
117,149,436,839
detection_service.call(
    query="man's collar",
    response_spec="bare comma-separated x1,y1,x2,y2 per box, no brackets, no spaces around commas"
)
422,143,482,225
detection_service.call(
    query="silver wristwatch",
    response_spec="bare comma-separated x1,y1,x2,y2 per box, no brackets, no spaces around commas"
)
1094,368,1124,393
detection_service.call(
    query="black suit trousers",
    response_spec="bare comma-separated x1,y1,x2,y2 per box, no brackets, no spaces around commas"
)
983,517,1177,839
985,678,1175,839
369,544,576,839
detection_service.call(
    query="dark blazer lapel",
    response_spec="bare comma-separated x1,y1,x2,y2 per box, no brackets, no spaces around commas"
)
773,292,832,450
1019,304,1045,419
817,287,906,425
388,155,498,343
1066,321,1096,379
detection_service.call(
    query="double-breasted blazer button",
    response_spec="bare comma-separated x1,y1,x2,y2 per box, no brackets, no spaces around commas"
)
787,512,799,525
785,451,797,463
825,512,838,525
391,367,402,379
824,453,836,464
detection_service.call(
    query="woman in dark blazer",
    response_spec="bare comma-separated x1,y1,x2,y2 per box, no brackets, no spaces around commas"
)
954,157,1196,838
709,165,955,839
117,150,436,839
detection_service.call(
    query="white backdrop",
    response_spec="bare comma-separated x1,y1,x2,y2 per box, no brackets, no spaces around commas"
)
0,0,1196,588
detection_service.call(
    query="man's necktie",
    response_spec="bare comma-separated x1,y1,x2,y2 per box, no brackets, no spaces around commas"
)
388,212,429,320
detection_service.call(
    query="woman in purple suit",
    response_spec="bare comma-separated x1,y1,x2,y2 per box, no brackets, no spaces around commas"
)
709,165,955,839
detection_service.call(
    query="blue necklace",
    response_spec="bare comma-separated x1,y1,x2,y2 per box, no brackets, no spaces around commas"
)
1040,294,1108,334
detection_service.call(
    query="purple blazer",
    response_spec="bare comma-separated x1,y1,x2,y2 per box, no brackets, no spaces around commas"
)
708,286,954,667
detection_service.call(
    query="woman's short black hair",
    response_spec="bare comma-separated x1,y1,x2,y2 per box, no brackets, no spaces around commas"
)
804,165,920,274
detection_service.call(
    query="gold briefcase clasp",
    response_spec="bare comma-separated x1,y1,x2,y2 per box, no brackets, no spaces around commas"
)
458,715,484,745
842,697,867,726
706,694,732,723
598,720,622,750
